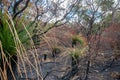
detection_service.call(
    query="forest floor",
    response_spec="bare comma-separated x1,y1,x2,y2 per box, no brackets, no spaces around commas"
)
18,46,120,80
17,25,120,80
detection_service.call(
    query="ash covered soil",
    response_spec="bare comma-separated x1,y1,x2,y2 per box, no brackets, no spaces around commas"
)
18,47,120,80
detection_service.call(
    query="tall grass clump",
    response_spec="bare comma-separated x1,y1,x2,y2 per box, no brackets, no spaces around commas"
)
70,34,88,66
71,34,87,48
0,12,43,80
0,12,18,80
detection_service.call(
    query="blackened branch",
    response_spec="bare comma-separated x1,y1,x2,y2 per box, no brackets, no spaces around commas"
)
13,0,30,20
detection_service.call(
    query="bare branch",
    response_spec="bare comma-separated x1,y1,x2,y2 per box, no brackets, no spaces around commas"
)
13,0,30,20
13,0,23,14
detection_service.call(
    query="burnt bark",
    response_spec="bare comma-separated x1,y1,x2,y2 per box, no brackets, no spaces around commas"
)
84,60,90,80
61,57,79,80
7,55,18,80
13,0,30,20
0,55,18,80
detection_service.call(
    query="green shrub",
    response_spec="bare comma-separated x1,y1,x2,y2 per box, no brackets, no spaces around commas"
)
70,47,88,60
72,35,85,48
0,16,16,58
0,13,18,80
70,49,81,60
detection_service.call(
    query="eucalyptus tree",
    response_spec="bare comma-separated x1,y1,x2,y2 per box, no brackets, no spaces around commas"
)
0,0,82,80
97,0,120,24
69,0,120,80
1,0,120,80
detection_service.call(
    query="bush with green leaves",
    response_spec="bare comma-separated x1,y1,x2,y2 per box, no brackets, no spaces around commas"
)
71,35,86,48
70,48,83,60
0,12,19,80
0,16,16,63
0,11,35,79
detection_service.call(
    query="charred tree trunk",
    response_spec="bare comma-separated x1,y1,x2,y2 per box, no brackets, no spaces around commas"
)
84,60,90,80
71,57,79,75
72,40,77,48
7,55,18,80
43,54,47,60
0,55,18,80
61,57,79,80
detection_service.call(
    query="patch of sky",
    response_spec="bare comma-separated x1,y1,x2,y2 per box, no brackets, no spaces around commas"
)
66,10,76,20
85,9,102,22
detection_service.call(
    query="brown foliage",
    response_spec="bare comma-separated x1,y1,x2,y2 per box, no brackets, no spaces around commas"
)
91,23,120,51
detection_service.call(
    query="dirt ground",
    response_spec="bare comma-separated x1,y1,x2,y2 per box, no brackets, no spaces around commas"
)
17,46,120,80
